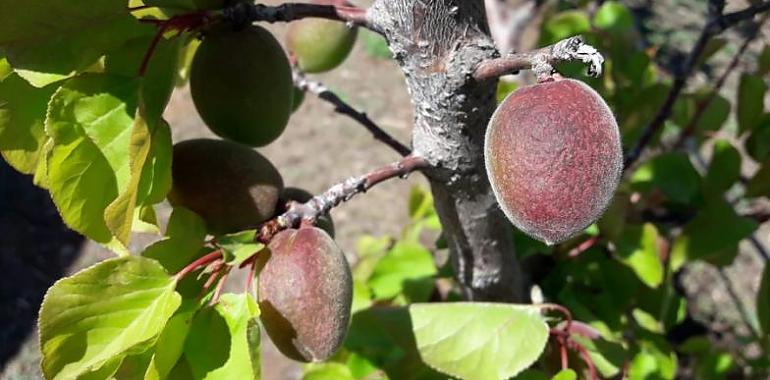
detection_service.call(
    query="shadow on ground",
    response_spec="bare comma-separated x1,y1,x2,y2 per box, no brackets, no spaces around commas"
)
0,160,84,371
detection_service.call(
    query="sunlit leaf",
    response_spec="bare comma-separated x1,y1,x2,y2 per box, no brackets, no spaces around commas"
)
0,73,55,175
540,11,590,45
39,256,181,380
143,207,207,273
184,293,260,380
368,241,437,301
630,153,701,204
593,1,634,31
410,303,548,380
217,230,264,266
615,224,663,288
302,363,356,380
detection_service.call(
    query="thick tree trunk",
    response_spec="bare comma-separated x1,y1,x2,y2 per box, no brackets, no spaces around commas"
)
368,0,525,301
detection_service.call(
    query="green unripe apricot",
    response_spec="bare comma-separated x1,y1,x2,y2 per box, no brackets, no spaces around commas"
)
279,187,335,237
191,25,293,147
168,139,284,235
291,87,305,113
286,14,358,73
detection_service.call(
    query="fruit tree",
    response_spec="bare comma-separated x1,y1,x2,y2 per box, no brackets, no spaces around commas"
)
2,0,770,379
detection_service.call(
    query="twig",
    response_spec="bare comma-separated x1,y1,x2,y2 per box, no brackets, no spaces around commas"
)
672,15,767,149
293,69,412,157
257,154,430,243
222,1,374,31
209,266,231,306
174,250,223,281
473,36,604,81
624,1,770,168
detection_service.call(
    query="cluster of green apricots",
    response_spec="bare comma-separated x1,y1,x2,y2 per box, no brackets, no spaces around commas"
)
170,0,356,362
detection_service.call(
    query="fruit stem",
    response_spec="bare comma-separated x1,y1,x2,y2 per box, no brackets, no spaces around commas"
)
209,266,231,306
174,249,224,282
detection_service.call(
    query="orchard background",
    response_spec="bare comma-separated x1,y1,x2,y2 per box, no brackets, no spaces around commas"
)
2,0,770,379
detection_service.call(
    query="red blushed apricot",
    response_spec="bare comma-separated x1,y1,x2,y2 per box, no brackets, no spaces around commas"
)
484,78,622,245
258,227,352,362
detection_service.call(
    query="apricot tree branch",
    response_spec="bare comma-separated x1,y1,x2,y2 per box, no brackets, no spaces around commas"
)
222,1,375,31
624,1,770,168
293,69,412,157
473,36,604,81
257,154,430,242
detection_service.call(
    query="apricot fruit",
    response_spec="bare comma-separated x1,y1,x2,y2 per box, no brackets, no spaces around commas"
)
258,227,352,362
168,139,283,235
485,78,622,245
286,2,358,73
190,25,292,147
279,187,335,237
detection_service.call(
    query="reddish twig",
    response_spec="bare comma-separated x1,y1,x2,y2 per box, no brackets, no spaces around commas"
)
293,68,411,157
209,267,231,306
222,1,374,31
474,36,604,81
138,11,209,76
624,1,770,168
174,250,223,281
567,235,601,258
257,154,430,243
538,303,574,333
558,334,569,370
569,339,598,380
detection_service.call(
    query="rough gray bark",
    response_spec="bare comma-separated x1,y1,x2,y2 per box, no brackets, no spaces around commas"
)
367,0,525,301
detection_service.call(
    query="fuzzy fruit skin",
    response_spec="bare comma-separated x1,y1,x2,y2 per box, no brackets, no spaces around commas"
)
191,25,292,147
286,17,357,73
279,187,335,237
484,78,622,245
168,139,283,235
258,227,352,362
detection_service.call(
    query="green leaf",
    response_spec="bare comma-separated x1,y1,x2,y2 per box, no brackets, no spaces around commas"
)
551,369,577,380
628,334,677,380
145,301,198,380
302,363,355,380
758,264,770,337
143,207,208,273
410,303,549,380
217,230,264,266
540,11,590,45
737,73,767,134
745,116,770,162
184,293,260,380
368,241,437,301
695,38,727,66
703,140,741,196
0,0,149,87
46,74,141,251
105,34,182,122
670,198,757,268
695,92,730,134
0,57,11,80
615,223,663,288
758,44,770,76
408,186,436,221
39,256,181,380
0,72,55,175
593,1,634,31
345,307,444,380
630,153,701,204
747,156,770,198
104,112,159,246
